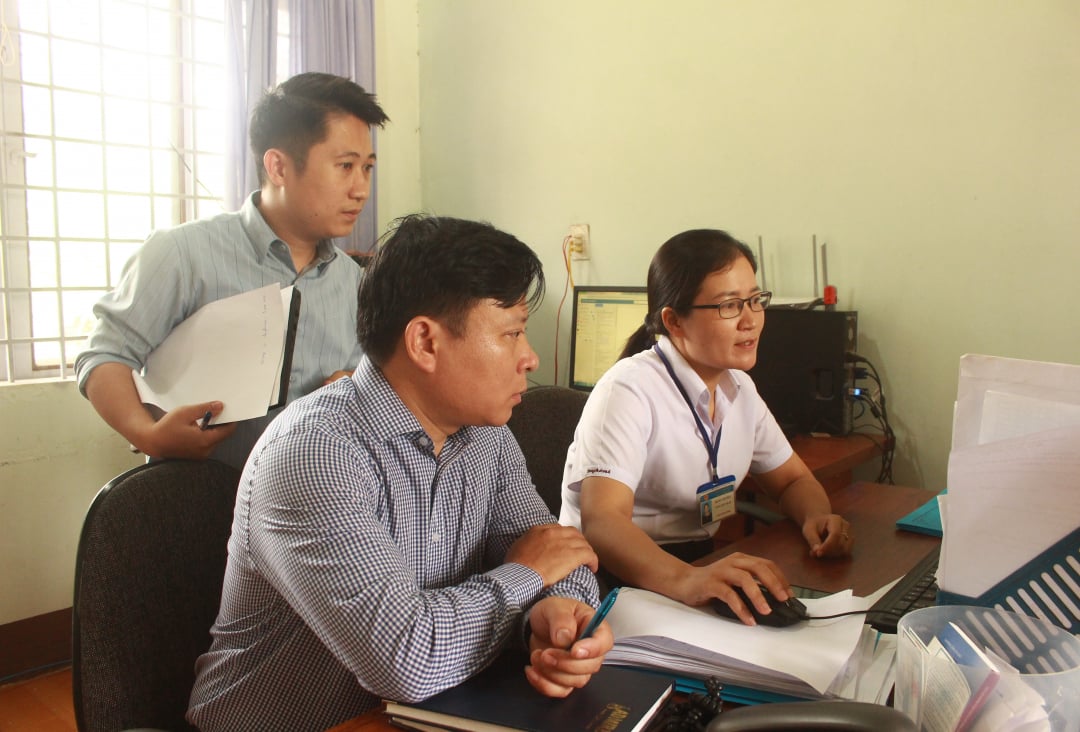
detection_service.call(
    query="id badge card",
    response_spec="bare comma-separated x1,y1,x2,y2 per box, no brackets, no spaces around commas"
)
697,474,736,527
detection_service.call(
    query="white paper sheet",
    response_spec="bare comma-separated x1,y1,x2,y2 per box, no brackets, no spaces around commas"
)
132,283,294,424
942,354,1080,599
951,354,1080,451
605,587,872,698
978,390,1080,445
943,425,1080,597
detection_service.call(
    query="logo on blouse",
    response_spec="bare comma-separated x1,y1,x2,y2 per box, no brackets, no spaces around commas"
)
585,466,612,475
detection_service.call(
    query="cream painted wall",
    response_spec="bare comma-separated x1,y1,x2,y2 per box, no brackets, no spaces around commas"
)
414,1,1080,491
374,0,423,229
0,383,141,625
0,0,423,628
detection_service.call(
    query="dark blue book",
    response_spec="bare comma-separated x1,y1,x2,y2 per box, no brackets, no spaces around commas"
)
384,653,674,732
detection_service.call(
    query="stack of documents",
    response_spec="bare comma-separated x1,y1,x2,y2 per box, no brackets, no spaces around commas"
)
604,587,896,704
939,354,1080,630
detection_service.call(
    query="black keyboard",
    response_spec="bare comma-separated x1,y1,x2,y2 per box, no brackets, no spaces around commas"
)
867,546,940,634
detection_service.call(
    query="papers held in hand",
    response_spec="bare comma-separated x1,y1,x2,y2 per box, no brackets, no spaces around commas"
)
131,284,301,425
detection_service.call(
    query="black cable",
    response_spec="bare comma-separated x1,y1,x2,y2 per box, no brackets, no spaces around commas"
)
853,393,895,483
845,353,895,483
807,609,869,620
811,608,937,622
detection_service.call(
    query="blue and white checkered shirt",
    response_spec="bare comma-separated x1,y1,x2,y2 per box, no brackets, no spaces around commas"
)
75,192,364,470
187,357,600,732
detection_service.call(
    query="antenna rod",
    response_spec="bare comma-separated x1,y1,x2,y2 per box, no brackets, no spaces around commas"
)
821,240,829,289
812,235,819,296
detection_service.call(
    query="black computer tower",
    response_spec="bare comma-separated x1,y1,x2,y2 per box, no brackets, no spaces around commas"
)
749,308,858,436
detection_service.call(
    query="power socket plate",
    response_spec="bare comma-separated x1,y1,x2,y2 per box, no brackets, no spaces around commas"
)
569,223,590,260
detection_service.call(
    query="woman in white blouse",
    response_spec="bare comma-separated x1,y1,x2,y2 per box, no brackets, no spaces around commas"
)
560,229,853,625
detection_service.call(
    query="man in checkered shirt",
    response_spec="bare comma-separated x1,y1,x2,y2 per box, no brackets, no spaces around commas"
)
187,215,612,732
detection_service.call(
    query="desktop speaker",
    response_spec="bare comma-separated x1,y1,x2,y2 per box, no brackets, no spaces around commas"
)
749,308,857,436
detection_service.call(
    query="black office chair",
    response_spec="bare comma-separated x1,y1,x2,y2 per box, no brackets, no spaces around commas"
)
72,459,241,732
507,384,780,531
506,384,589,515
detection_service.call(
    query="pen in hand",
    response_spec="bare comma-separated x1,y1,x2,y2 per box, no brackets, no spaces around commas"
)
200,410,213,431
577,587,621,642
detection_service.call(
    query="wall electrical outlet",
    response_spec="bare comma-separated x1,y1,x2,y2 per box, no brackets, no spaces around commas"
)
569,223,590,260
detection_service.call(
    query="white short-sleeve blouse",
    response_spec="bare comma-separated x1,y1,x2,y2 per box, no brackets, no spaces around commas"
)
559,336,792,543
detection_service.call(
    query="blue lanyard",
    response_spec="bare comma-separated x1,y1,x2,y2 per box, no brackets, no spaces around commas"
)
653,344,721,481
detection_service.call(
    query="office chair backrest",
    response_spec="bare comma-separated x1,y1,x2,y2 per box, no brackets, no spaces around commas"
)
72,459,241,732
506,385,588,516
705,700,917,731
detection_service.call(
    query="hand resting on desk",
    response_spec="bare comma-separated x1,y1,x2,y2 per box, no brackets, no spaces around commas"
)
802,511,854,559
752,454,854,559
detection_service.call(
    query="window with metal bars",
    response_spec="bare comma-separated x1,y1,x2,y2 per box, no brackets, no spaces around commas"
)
0,0,234,383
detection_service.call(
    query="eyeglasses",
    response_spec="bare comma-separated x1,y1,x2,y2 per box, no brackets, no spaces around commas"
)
689,291,772,319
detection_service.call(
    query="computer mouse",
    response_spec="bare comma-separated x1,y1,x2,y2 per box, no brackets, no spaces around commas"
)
711,585,809,627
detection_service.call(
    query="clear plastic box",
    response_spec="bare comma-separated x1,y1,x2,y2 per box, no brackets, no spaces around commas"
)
896,605,1080,731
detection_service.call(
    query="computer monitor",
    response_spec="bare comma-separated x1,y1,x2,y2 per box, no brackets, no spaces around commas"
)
567,286,649,391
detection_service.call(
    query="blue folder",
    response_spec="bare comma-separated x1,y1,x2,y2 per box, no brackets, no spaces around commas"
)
635,668,815,706
895,489,945,537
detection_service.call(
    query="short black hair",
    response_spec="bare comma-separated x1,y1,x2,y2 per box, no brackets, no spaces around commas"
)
249,72,389,185
357,215,545,366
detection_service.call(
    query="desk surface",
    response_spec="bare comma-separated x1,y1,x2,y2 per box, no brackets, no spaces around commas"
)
705,481,940,596
327,481,937,732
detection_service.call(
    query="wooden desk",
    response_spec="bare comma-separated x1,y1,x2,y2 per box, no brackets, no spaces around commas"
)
328,481,937,732
704,481,940,596
328,710,391,732
789,433,883,492
716,433,883,543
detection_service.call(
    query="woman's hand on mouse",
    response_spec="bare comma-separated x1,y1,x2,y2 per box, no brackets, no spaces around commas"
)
672,552,792,626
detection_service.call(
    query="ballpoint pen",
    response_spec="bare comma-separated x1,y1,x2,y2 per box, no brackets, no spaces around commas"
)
577,586,621,641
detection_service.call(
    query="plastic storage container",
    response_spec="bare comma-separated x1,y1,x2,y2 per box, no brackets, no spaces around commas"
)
896,605,1080,731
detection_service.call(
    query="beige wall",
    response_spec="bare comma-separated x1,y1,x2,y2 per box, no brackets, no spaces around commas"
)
374,0,423,228
0,382,141,625
4,0,1079,627
414,0,1080,489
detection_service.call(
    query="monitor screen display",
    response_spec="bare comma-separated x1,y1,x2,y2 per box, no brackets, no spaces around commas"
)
568,286,649,390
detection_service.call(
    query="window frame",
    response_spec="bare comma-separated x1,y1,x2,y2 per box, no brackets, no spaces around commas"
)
0,0,230,383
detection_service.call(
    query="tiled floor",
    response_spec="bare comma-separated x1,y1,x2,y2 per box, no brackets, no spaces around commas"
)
0,667,75,732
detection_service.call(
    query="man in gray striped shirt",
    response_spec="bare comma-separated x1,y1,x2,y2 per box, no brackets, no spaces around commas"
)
76,73,389,470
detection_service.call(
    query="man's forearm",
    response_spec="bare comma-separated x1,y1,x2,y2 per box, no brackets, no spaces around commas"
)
84,362,159,452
